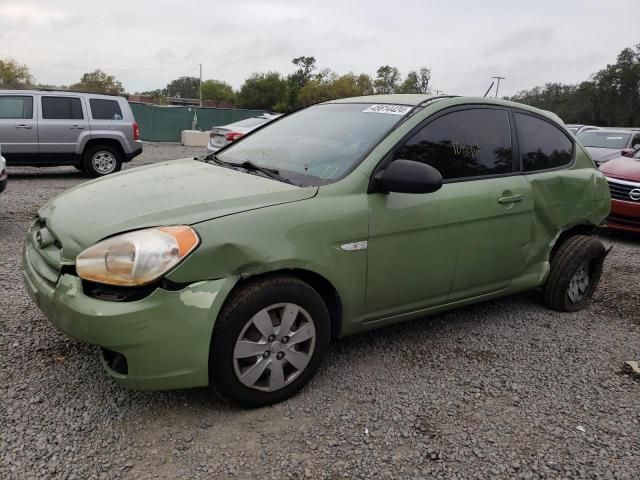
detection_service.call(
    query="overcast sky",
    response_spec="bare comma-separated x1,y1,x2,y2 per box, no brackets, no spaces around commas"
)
1,0,638,96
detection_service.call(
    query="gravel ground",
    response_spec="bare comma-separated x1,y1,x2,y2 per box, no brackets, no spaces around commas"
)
1,142,639,480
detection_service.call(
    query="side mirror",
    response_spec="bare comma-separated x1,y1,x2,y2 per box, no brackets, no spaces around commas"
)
375,159,443,194
621,148,634,157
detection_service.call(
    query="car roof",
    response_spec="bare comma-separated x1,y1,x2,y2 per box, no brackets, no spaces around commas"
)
0,89,125,100
324,94,564,124
327,94,440,106
579,128,635,134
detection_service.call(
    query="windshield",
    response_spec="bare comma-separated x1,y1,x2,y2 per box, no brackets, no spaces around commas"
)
216,103,410,185
577,131,631,149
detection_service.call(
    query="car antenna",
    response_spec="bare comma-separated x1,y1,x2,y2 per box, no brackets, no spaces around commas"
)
483,81,495,98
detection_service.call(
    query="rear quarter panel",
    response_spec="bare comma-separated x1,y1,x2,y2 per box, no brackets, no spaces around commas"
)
522,144,610,270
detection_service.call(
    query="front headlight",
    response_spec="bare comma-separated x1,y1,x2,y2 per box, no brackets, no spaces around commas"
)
76,226,199,286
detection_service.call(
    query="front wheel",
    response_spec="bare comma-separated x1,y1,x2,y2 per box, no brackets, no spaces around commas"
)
544,235,606,312
210,276,330,408
83,145,122,177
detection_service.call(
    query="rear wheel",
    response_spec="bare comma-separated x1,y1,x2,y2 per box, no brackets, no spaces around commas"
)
544,235,606,312
210,276,330,408
83,144,122,177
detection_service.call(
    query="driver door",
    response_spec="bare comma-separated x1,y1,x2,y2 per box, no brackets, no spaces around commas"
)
365,106,532,320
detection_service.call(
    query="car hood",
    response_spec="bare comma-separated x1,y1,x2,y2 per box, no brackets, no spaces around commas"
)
38,158,317,260
585,147,623,163
599,156,640,182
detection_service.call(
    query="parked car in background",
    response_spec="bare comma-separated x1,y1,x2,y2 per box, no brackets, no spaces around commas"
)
23,95,610,408
577,129,640,164
566,124,601,135
0,145,7,194
0,90,142,177
207,113,281,154
599,148,640,233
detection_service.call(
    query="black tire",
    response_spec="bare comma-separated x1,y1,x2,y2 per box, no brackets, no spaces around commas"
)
83,144,122,178
210,275,330,408
544,235,605,312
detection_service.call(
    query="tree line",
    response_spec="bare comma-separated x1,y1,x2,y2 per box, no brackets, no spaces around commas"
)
2,44,638,122
0,56,431,112
137,57,432,111
0,60,126,96
507,44,640,127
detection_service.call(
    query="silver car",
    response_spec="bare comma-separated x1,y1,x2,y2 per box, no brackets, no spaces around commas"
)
207,113,281,154
566,124,601,135
0,90,142,177
577,129,640,164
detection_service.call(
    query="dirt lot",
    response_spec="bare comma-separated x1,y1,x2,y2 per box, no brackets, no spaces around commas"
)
1,143,639,480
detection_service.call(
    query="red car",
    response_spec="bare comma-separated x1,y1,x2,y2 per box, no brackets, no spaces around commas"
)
599,149,640,233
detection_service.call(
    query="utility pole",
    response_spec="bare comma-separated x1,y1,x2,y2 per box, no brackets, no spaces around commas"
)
199,63,203,107
483,81,495,98
492,76,506,98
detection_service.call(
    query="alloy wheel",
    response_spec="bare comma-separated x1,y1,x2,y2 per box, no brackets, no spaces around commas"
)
91,151,116,174
233,303,316,392
568,260,590,304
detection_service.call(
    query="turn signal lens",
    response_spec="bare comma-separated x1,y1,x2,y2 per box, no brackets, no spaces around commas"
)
225,132,244,142
76,226,199,286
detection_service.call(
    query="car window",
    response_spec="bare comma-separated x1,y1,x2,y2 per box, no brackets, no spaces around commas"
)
392,108,513,180
90,99,123,120
42,96,84,120
0,96,33,119
217,103,408,185
632,133,640,147
576,131,631,149
515,113,573,172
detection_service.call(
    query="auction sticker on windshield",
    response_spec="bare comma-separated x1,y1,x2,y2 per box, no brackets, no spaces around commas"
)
363,104,412,115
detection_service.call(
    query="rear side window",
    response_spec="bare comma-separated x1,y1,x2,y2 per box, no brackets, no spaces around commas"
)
393,108,513,180
515,113,573,171
0,96,33,119
90,99,123,120
42,97,83,120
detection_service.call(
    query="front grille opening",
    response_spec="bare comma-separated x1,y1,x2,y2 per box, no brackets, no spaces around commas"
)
82,278,190,302
607,181,640,203
83,281,157,302
102,348,128,375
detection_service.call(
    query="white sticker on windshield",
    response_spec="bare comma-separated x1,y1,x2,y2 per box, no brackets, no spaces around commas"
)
606,136,623,140
363,104,412,115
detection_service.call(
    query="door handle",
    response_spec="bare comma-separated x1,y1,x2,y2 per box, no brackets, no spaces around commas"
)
498,194,524,204
69,125,85,130
15,124,33,129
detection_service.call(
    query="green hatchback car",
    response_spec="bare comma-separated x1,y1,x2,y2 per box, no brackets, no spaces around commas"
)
23,94,610,407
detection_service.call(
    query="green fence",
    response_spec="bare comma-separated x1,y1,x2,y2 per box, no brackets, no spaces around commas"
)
129,103,267,142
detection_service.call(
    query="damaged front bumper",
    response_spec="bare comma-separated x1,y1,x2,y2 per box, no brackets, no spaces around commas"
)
23,238,235,390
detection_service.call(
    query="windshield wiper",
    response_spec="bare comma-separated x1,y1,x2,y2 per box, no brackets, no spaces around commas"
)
199,153,229,168
227,160,294,185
